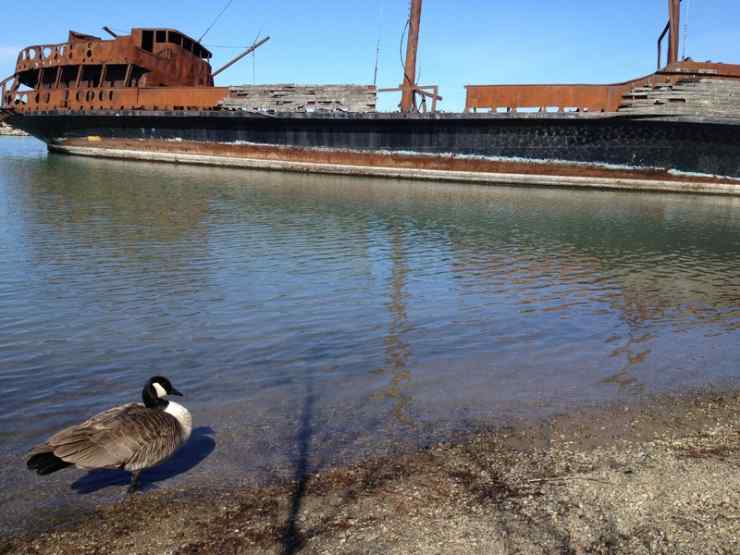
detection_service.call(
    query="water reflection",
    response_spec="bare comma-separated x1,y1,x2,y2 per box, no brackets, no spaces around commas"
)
371,221,414,427
599,333,654,391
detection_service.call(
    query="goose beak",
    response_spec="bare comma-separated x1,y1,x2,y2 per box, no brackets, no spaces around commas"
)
170,388,183,397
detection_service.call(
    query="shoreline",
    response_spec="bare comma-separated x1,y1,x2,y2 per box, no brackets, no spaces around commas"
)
0,123,28,136
2,386,739,554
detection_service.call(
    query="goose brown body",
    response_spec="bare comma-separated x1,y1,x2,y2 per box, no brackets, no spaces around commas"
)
29,403,187,472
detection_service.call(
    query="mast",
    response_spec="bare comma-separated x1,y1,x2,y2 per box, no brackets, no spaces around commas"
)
668,0,681,65
400,0,422,112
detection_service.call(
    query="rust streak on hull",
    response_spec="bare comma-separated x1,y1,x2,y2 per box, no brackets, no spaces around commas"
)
53,137,740,195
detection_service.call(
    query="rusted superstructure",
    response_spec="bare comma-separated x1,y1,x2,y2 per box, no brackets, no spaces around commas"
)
464,0,740,114
464,61,740,113
1,29,230,113
3,0,740,195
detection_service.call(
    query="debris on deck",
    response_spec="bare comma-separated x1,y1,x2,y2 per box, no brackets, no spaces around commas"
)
220,84,377,113
619,78,740,116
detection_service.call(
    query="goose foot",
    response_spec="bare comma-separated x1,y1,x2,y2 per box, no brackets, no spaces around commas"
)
127,471,141,494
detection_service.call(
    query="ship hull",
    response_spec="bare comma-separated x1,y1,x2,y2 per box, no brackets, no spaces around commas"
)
7,110,740,194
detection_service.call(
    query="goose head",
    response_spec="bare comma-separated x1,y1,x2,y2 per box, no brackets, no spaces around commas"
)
143,376,183,408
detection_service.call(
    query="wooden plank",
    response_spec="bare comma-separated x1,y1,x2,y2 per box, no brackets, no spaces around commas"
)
221,84,377,113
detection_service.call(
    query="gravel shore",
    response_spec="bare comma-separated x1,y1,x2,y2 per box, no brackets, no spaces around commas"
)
2,388,739,554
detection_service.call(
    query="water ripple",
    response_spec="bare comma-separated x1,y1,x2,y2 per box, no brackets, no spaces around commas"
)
1,139,740,527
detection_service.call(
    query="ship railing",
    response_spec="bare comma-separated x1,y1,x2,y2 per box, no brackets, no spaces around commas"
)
16,42,69,70
464,84,624,114
0,74,17,111
378,84,442,113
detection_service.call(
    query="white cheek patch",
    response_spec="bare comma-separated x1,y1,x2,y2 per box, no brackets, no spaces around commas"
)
152,382,168,398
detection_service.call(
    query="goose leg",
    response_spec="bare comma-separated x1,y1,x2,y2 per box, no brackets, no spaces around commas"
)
127,471,141,494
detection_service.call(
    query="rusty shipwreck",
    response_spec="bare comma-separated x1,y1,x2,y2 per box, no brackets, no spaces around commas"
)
2,0,740,195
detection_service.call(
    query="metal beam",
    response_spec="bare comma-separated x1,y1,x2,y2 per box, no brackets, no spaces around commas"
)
212,37,270,79
657,22,670,70
400,0,422,112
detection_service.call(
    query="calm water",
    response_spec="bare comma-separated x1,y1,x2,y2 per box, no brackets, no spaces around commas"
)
1,137,739,531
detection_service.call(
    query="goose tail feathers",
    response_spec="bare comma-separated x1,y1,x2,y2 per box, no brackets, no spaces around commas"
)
27,449,72,475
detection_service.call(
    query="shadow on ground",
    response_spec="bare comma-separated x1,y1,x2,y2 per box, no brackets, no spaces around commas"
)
279,379,317,555
70,426,216,494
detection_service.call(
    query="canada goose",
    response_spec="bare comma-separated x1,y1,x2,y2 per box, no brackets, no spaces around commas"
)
27,376,192,493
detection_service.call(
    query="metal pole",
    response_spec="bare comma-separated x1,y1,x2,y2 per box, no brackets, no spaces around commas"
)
400,0,422,112
212,37,270,79
668,0,681,65
657,22,669,69
373,38,381,87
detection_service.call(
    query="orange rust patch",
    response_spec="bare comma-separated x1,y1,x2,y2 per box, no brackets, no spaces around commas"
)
60,137,738,186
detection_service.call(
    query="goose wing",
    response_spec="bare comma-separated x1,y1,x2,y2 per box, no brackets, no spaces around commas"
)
37,404,185,471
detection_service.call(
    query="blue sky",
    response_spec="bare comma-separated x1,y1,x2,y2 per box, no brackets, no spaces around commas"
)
2,1,739,110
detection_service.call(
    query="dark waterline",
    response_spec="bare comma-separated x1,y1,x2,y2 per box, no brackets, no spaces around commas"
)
0,137,739,532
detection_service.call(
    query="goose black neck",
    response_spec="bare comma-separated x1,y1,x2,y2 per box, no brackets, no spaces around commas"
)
143,386,169,409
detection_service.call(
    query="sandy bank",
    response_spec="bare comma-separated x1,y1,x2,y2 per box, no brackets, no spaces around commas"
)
2,388,739,554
